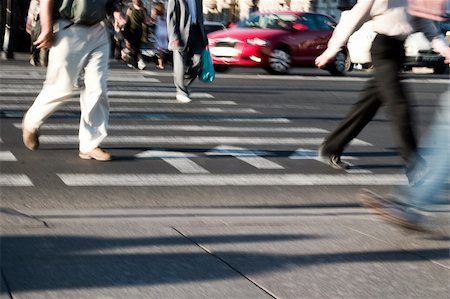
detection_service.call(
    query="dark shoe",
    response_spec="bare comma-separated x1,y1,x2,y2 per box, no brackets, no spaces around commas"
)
22,125,39,151
358,189,423,231
317,145,349,170
79,147,112,161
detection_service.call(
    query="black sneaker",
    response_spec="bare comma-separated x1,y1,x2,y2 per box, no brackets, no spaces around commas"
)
317,145,350,170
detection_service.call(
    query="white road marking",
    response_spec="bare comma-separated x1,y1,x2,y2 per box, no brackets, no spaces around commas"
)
58,173,407,186
4,112,291,122
206,145,284,169
108,91,214,98
0,151,17,161
39,136,372,146
0,175,33,186
14,123,327,133
0,104,257,114
1,97,236,105
135,150,209,173
0,90,214,98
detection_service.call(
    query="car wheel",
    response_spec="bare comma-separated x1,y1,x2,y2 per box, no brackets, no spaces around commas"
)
433,64,449,74
267,48,291,74
214,65,230,72
327,52,347,76
344,54,354,72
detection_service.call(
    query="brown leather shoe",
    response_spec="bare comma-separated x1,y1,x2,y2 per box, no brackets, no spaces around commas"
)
79,147,112,161
23,127,39,150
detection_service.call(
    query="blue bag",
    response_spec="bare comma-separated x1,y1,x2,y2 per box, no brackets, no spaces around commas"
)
199,48,215,83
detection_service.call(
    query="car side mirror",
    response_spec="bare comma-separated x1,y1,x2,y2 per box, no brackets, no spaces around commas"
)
292,24,308,31
228,23,237,29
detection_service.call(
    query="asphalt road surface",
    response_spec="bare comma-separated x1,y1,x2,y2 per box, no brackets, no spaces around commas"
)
1,55,449,299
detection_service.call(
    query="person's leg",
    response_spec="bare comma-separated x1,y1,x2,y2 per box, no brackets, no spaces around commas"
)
371,35,418,166
173,49,189,97
184,25,203,87
78,23,110,154
23,20,86,133
321,78,381,157
398,91,450,210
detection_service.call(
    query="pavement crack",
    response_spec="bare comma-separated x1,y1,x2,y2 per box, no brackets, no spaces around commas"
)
0,208,49,228
171,227,278,298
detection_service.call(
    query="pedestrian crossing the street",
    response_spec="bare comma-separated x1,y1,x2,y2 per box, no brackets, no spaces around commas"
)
0,61,402,188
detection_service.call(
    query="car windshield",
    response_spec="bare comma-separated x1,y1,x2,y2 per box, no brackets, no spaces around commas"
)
236,13,298,30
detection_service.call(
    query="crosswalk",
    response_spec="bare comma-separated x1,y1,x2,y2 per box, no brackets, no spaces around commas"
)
0,61,404,188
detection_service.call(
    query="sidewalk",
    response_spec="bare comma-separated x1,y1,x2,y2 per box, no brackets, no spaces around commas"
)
1,206,449,298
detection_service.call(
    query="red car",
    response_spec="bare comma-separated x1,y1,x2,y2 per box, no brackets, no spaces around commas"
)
208,11,349,75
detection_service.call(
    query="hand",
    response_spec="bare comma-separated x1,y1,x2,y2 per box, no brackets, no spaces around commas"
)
442,47,450,64
114,11,127,28
171,40,180,49
315,49,337,69
26,19,32,35
33,31,53,49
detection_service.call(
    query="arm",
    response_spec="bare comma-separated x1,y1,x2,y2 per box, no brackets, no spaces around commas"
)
34,0,53,49
167,0,181,49
315,0,374,68
26,0,39,34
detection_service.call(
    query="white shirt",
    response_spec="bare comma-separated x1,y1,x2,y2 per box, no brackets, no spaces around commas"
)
187,0,197,24
327,0,448,57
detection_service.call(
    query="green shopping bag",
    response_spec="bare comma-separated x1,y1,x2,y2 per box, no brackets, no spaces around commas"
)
199,48,215,83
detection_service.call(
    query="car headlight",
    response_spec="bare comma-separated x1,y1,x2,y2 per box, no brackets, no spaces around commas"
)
246,38,269,46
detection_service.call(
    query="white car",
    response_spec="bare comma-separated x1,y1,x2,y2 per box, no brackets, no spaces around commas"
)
347,20,449,74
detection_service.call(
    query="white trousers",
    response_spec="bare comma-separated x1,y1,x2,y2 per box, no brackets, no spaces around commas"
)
24,19,110,153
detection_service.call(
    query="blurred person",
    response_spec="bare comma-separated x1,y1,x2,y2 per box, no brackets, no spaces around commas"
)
26,0,48,66
123,0,151,69
167,0,208,103
315,0,450,185
22,0,126,161
112,0,129,61
151,1,169,70
359,89,450,231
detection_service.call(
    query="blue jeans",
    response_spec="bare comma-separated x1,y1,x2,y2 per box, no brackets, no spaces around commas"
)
397,90,449,211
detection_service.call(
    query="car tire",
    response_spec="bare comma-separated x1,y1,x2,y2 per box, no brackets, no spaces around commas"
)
327,51,347,76
344,54,354,72
214,65,230,72
433,64,449,74
267,48,291,74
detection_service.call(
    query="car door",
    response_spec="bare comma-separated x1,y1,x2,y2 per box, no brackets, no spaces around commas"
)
310,14,336,60
289,14,323,65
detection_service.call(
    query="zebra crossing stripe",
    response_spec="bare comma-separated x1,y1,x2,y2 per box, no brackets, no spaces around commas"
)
4,112,291,122
1,97,236,106
57,173,407,186
0,91,214,99
207,145,284,169
0,175,33,186
0,151,17,161
39,136,372,146
13,124,327,133
135,150,209,173
0,104,257,114
108,91,214,98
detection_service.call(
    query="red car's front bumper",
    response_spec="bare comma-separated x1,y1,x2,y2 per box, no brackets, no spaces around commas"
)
209,42,271,67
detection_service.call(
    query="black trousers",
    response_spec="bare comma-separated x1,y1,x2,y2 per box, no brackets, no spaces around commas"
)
322,34,418,166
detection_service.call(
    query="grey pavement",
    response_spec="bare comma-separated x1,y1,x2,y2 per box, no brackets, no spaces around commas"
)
1,206,449,298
